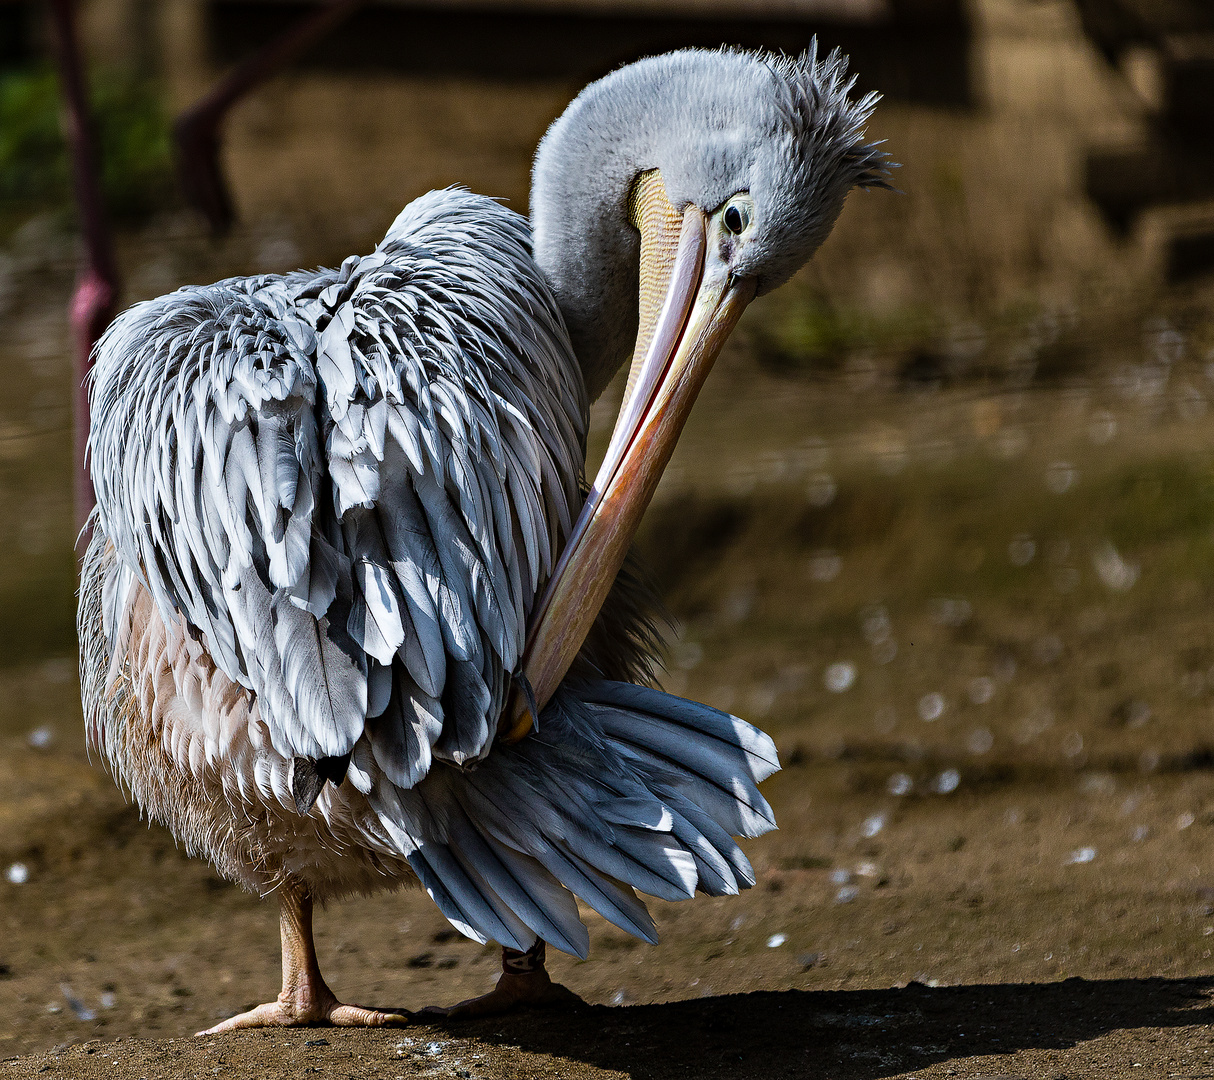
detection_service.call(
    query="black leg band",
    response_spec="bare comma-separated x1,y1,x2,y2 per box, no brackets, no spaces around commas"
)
502,939,546,975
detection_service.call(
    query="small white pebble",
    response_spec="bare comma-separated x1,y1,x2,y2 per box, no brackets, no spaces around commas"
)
5,862,29,885
823,661,856,693
933,769,960,794
1008,535,1036,566
808,550,841,582
1046,461,1077,494
968,728,994,755
766,933,787,948
862,608,891,644
888,772,913,796
99,992,117,1009
1093,542,1139,592
1088,411,1116,444
26,726,52,749
1066,846,1097,864
1178,811,1196,830
967,677,994,705
861,813,886,838
873,639,898,664
834,885,859,904
930,597,971,628
918,693,945,722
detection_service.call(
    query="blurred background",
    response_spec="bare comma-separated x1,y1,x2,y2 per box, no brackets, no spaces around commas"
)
7,0,1214,1059
3,0,1214,765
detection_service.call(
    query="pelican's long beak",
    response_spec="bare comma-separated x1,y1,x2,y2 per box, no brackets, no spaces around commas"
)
501,171,756,741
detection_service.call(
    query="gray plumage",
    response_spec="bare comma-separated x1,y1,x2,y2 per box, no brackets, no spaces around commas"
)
90,192,582,772
79,44,885,957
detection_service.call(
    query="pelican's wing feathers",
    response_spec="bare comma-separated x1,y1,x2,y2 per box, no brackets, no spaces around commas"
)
89,189,586,776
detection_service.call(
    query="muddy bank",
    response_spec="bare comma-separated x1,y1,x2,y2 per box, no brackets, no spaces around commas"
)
5,731,1214,1076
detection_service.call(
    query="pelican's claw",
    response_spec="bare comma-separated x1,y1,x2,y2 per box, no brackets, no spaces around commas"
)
198,997,411,1035
420,968,582,1020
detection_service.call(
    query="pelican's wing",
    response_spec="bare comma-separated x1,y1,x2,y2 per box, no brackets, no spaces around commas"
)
319,191,586,780
89,189,586,775
89,274,365,763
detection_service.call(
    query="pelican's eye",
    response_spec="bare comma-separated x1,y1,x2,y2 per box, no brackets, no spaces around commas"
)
723,202,750,235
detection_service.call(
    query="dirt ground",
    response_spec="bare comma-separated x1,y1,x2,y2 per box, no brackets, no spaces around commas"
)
8,220,1214,1076
6,743,1214,1079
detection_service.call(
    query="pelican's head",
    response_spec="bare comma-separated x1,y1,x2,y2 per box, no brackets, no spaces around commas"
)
531,44,891,402
506,45,892,739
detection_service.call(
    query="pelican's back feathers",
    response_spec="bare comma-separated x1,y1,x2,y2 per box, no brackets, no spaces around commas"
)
90,189,586,776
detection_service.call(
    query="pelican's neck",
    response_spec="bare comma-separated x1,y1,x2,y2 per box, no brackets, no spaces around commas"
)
529,99,653,403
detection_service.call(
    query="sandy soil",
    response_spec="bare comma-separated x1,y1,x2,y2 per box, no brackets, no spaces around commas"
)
7,278,1214,1076
5,732,1214,1078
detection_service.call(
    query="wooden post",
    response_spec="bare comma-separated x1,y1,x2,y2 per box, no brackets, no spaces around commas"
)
174,0,368,234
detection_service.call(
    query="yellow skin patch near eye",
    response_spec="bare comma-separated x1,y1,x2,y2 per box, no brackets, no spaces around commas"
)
625,170,684,411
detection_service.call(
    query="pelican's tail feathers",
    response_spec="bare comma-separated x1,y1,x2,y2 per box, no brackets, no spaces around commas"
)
585,681,780,838
409,811,591,957
371,679,779,956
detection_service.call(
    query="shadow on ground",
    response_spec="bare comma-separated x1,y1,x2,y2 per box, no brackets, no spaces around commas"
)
9,977,1214,1079
443,976,1214,1078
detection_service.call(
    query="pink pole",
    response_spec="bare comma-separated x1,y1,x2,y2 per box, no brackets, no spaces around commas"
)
47,0,120,537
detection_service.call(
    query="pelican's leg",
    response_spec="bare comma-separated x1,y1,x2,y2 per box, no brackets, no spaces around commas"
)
421,940,581,1019
198,884,410,1034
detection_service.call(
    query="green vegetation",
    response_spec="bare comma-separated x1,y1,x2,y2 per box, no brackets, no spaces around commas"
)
745,283,1128,387
748,290,938,375
0,66,173,226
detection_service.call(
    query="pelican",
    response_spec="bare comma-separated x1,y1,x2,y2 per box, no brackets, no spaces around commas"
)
78,44,889,1031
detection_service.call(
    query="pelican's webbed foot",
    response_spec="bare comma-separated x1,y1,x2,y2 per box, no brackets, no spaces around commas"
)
421,941,582,1020
199,995,410,1034
197,885,410,1035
